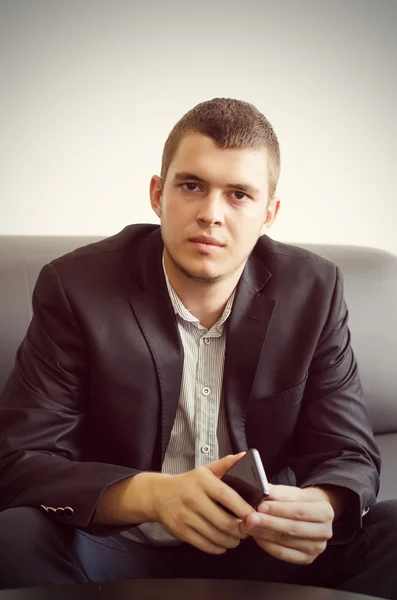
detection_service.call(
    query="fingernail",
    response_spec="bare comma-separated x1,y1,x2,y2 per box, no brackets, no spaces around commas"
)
250,513,261,526
258,502,269,513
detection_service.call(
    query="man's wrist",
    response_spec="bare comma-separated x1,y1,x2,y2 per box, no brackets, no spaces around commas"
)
123,471,164,523
313,485,349,520
95,471,163,525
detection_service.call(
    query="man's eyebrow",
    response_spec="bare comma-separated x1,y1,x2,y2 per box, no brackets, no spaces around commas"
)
173,172,260,195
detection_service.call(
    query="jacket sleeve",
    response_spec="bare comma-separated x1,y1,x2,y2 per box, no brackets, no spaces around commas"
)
0,262,139,535
291,265,381,543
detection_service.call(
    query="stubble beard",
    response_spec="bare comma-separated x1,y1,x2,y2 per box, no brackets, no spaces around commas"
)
163,240,252,286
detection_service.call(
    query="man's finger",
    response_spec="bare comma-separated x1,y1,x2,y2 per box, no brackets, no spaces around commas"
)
256,500,334,523
195,494,248,539
248,526,328,555
209,477,255,520
241,510,333,540
182,527,228,555
199,460,255,521
267,484,333,504
266,484,307,502
204,452,246,478
256,539,322,565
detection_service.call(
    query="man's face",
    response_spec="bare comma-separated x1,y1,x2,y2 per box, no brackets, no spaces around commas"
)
150,132,279,284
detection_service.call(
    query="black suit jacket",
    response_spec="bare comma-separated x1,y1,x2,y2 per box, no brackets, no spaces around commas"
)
0,224,381,542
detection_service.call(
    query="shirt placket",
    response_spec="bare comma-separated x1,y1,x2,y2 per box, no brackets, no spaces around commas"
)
195,331,219,467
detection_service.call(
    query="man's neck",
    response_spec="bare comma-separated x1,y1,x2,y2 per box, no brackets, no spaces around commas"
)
163,252,243,330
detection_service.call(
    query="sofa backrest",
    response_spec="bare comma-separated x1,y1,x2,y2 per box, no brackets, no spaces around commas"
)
1,235,396,435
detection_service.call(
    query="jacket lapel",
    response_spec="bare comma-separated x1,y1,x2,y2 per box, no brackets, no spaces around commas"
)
128,229,183,464
127,228,277,462
224,251,277,452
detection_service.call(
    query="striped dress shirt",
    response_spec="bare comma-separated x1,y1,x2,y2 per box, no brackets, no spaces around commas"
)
121,256,234,545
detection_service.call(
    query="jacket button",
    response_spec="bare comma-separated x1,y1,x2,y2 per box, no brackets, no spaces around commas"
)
64,506,75,519
56,507,65,518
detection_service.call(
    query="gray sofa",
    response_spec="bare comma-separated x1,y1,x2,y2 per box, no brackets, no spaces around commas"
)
0,235,396,501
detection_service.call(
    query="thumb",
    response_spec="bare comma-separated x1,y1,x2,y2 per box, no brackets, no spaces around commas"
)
204,452,246,478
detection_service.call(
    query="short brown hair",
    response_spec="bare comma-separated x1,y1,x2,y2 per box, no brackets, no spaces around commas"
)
160,97,281,199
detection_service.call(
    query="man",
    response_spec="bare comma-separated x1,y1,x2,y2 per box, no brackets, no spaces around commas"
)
0,98,396,598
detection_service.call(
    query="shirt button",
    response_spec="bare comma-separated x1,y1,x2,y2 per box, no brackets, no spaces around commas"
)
202,387,210,396
201,445,210,454
204,338,210,345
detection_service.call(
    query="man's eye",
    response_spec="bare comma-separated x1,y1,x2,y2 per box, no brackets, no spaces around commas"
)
233,191,247,201
182,183,199,191
180,184,248,201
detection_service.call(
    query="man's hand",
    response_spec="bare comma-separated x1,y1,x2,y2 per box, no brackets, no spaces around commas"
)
147,453,255,555
240,485,335,565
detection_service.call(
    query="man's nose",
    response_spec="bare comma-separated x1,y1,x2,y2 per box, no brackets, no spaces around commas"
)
196,192,224,226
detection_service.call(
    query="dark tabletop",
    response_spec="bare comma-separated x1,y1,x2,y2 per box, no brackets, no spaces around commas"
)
0,579,383,600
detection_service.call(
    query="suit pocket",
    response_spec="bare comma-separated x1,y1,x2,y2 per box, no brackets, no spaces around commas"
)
252,374,308,415
246,375,308,464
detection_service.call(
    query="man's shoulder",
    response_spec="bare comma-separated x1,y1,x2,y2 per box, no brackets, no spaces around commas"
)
255,235,336,273
252,236,338,295
51,223,160,268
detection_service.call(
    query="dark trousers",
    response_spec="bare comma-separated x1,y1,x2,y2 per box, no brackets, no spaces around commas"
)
1,501,397,599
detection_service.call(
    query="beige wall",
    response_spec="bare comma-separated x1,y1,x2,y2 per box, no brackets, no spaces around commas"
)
1,0,396,253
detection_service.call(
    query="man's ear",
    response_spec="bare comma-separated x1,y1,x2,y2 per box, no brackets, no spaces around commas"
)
260,197,280,236
149,175,163,218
